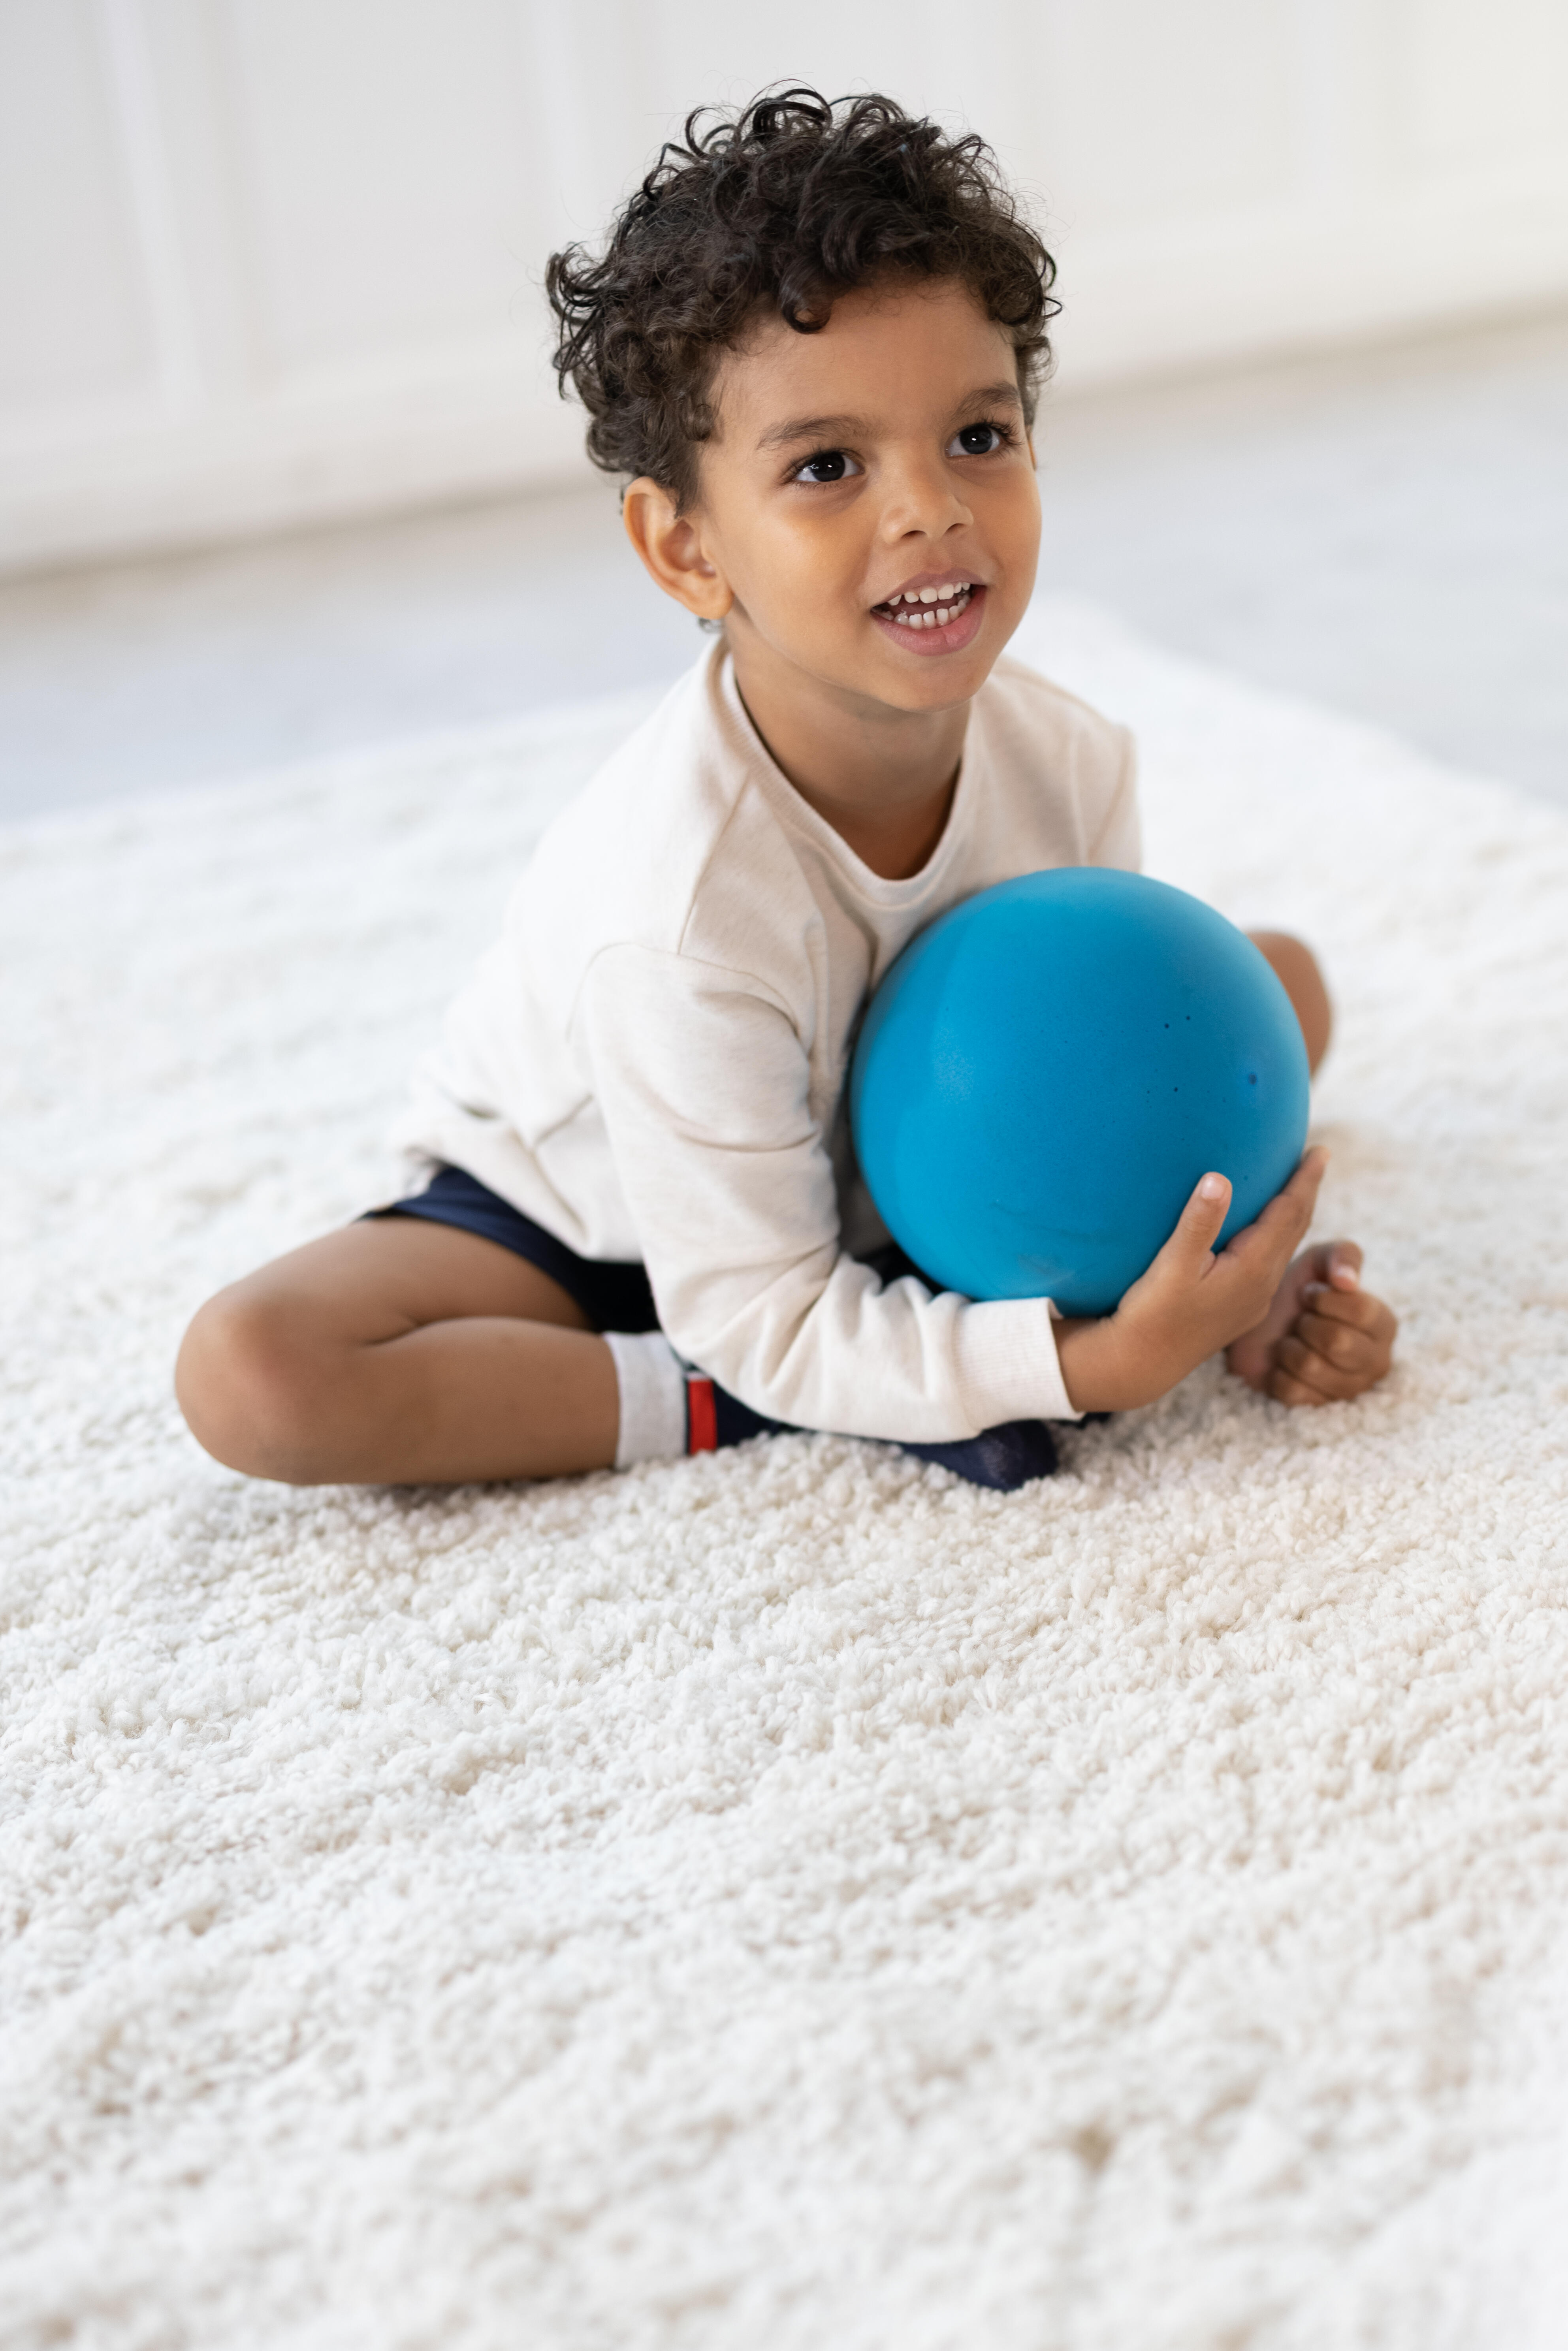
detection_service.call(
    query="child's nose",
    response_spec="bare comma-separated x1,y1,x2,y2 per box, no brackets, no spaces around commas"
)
877,452,972,541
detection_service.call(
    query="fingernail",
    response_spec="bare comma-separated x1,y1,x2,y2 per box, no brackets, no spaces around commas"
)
1199,1174,1227,1201
1303,1282,1326,1301
1333,1264,1360,1288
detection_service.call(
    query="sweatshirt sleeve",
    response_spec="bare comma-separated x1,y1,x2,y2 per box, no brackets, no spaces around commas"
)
1090,726,1142,871
575,942,1079,1441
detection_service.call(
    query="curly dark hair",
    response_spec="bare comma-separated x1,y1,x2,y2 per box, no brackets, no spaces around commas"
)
545,87,1058,509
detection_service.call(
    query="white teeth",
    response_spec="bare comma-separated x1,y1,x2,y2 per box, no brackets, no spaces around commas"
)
882,583,973,626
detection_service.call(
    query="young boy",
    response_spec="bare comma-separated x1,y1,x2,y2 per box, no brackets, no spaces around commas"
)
177,89,1397,1495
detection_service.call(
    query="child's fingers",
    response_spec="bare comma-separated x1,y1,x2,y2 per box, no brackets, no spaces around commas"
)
1273,1334,1365,1401
1325,1241,1363,1291
1157,1171,1233,1276
1221,1147,1329,1273
1295,1238,1363,1292
1268,1363,1338,1408
1288,1316,1382,1382
1252,1147,1330,1242
1300,1282,1376,1325
1299,1286,1399,1343
1289,1316,1384,1382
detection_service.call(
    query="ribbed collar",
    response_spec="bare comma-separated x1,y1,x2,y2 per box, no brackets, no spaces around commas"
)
710,641,981,913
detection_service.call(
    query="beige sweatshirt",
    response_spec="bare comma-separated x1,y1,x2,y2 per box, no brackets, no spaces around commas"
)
394,640,1141,1441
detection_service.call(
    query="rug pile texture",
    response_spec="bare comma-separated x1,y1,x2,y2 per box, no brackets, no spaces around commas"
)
3,604,1566,2349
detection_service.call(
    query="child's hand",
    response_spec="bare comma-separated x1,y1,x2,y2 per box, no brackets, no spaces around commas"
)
1224,1240,1397,1406
1056,1149,1330,1414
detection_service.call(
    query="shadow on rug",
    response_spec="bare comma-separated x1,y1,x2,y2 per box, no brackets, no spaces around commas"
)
3,603,1567,2349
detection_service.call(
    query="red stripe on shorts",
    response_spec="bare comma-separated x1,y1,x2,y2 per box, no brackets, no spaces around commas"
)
686,1376,718,1453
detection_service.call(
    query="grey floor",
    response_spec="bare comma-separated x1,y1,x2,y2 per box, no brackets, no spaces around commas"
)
3,302,1566,821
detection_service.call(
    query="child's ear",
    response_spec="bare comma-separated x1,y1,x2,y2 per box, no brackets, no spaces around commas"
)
622,478,732,623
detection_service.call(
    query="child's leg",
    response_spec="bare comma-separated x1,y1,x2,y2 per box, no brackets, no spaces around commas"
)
178,1208,1068,1497
176,1218,619,1485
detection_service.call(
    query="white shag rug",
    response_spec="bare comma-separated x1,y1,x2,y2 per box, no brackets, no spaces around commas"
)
3,602,1567,2351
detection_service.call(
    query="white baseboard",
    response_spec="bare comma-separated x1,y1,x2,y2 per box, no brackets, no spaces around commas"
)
0,371,597,577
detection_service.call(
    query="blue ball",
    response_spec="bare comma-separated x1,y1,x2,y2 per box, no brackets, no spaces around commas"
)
849,868,1310,1317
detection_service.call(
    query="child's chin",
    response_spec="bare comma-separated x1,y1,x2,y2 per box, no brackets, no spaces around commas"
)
866,634,998,704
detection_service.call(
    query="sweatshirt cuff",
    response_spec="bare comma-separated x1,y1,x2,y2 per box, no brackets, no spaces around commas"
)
952,1297,1080,1427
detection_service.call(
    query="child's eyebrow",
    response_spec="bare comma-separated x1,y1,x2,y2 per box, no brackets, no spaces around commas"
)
957,380,1026,415
756,380,1024,454
757,412,868,453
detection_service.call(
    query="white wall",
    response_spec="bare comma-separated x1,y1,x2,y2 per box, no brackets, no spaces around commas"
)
4,0,1568,573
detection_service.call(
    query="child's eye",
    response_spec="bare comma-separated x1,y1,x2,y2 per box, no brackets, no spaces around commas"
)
791,449,862,485
947,421,1011,457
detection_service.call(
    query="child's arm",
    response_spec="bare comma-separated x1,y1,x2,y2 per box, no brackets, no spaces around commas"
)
580,945,1076,1442
580,946,1389,1440
1054,1152,1396,1413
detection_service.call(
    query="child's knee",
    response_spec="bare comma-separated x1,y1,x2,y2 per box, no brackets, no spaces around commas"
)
1248,930,1333,1071
175,1284,337,1483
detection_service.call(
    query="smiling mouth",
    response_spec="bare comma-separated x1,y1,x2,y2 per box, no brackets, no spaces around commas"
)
872,582,977,629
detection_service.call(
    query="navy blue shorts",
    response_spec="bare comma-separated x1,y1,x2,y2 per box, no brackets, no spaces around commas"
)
369,1165,934,1335
367,1166,661,1332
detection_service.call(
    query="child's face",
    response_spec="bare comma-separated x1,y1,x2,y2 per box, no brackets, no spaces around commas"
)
636,277,1041,718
